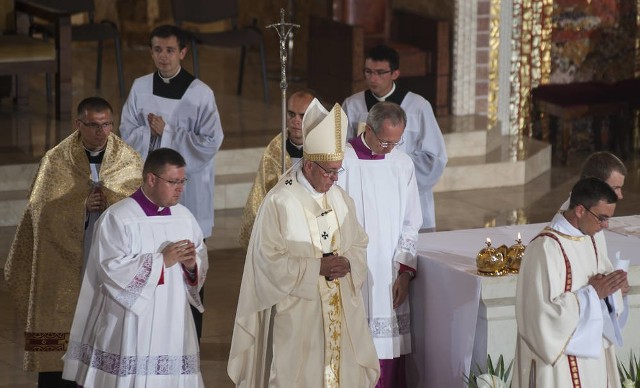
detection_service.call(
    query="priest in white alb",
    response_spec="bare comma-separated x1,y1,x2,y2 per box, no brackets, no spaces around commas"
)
513,177,629,388
342,44,447,232
338,101,421,387
62,148,208,387
228,99,380,387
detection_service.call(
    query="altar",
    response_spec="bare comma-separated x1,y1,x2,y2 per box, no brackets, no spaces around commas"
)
406,216,640,387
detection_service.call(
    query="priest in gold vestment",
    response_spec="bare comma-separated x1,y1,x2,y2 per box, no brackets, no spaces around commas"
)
4,97,142,387
228,99,380,387
513,178,628,388
238,89,315,250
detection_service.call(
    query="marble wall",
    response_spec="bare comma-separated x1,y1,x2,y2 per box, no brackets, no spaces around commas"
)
551,0,637,83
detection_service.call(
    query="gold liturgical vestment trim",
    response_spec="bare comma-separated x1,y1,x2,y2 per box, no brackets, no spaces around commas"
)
317,198,342,387
321,277,342,387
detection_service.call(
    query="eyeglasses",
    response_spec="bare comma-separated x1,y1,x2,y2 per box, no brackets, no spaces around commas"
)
581,204,610,224
286,110,305,120
78,120,114,131
313,161,345,178
369,127,404,148
153,173,188,186
363,69,393,78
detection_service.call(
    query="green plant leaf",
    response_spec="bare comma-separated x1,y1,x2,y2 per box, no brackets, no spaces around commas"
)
487,354,495,375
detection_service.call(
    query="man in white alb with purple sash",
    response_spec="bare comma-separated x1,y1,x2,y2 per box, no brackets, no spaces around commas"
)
120,24,223,341
62,148,208,387
513,177,629,388
338,102,421,387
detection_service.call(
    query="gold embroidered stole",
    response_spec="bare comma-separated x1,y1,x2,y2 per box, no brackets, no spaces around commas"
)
316,195,342,387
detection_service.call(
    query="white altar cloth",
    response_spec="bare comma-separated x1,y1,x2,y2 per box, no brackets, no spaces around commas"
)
406,216,640,388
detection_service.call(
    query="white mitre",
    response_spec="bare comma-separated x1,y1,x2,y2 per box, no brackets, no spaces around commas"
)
302,99,347,162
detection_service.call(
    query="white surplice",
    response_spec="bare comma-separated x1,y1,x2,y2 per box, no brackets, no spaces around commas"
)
120,71,224,237
342,90,447,230
62,197,208,387
337,144,421,359
513,212,625,388
228,164,380,387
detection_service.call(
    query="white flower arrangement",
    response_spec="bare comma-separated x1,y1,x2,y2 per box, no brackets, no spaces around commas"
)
463,355,512,388
618,351,640,388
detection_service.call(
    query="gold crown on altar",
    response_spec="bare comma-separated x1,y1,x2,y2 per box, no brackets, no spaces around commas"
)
302,99,347,162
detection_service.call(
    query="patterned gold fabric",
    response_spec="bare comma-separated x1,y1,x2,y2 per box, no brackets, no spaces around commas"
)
238,133,291,250
485,0,552,137
321,278,342,387
4,131,142,372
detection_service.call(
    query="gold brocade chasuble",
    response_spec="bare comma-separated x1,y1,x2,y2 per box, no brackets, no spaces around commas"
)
239,133,292,250
4,132,142,372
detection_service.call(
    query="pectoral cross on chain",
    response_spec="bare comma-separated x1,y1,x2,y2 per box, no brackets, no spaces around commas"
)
321,231,329,240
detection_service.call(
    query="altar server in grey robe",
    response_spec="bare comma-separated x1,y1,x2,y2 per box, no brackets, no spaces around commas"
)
120,24,224,239
342,44,447,232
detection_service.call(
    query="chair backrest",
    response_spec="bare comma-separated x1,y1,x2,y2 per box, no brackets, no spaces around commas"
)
171,0,238,25
33,0,94,14
329,0,390,40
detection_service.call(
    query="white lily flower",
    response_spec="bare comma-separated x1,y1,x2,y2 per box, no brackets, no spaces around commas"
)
476,373,508,388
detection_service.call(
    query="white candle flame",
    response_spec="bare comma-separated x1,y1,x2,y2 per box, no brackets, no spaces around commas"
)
517,232,521,240
486,237,491,245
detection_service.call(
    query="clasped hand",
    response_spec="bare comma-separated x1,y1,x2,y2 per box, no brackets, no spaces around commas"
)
85,186,107,213
319,254,351,280
588,269,629,298
148,113,166,136
162,239,196,270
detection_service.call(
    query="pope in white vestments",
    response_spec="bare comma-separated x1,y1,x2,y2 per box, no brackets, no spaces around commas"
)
337,102,421,387
513,178,628,388
63,149,208,387
228,100,380,387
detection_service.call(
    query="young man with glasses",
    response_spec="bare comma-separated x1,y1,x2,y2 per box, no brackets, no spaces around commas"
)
342,44,447,232
63,148,208,387
229,99,380,387
5,97,142,388
337,102,421,388
513,177,629,387
238,89,316,250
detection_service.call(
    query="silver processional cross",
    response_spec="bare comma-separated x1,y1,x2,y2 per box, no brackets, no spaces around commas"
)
267,8,300,174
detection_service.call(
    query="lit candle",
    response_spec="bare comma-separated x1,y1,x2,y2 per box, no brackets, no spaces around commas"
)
486,237,491,246
517,232,521,242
